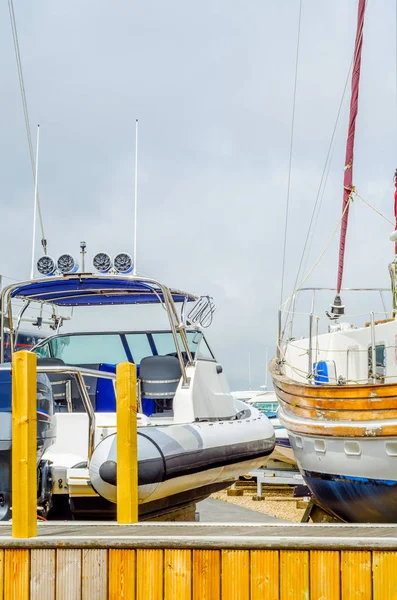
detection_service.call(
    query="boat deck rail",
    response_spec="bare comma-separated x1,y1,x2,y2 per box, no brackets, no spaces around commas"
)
277,286,396,385
0,363,116,459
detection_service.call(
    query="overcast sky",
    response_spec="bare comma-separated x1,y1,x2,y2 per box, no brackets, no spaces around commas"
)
1,1,396,390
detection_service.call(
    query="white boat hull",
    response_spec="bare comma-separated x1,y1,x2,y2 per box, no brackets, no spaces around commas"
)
289,431,397,522
89,409,275,505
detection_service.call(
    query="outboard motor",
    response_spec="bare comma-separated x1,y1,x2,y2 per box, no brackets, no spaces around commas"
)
0,366,56,520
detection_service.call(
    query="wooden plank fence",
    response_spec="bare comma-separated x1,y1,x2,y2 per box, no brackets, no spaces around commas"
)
0,547,396,598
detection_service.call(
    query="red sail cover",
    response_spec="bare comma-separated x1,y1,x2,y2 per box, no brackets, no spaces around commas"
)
336,0,366,294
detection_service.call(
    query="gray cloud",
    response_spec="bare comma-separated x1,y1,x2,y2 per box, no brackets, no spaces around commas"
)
1,1,396,390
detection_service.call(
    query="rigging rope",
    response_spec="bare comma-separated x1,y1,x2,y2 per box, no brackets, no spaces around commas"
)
298,56,355,285
282,194,353,310
356,192,395,226
280,0,303,304
8,0,47,254
280,49,357,338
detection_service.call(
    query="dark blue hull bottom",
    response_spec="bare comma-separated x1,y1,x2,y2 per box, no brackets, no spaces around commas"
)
303,470,397,523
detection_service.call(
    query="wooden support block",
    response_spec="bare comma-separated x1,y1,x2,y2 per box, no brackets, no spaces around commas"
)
136,549,163,600
373,551,397,600
310,550,340,600
56,549,81,600
227,489,244,496
341,551,371,600
280,550,309,600
309,503,342,523
164,549,191,600
30,549,55,600
296,500,310,509
221,550,249,600
82,549,107,600
192,550,220,600
117,361,138,524
264,497,303,502
12,351,37,538
250,550,279,600
252,495,265,501
4,549,29,600
300,499,314,523
109,549,135,600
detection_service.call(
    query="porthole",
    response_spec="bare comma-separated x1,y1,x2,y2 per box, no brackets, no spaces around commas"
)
295,436,303,449
385,442,397,457
314,439,326,453
344,441,361,456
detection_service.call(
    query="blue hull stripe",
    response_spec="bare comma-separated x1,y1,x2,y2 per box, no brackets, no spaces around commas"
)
303,470,397,523
275,439,291,449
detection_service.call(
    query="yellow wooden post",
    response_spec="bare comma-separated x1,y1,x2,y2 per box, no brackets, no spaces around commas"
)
12,351,37,538
116,362,138,523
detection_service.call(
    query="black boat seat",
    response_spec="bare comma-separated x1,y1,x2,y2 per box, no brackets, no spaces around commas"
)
140,356,181,414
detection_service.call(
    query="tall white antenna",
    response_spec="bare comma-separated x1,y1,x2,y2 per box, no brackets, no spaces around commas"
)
248,352,252,391
30,124,40,279
133,119,138,276
265,347,269,390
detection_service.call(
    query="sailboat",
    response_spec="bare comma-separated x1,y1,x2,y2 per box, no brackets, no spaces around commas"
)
270,1,397,523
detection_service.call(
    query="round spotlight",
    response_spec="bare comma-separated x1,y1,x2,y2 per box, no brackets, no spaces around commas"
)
37,256,56,276
57,254,79,274
93,252,112,273
114,252,133,274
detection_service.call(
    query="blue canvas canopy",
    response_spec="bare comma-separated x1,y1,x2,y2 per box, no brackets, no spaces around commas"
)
10,277,197,307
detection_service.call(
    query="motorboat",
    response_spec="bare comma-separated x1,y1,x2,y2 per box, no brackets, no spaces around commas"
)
0,252,275,519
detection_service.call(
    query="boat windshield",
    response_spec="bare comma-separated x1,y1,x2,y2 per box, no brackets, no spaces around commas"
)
33,330,214,365
252,401,279,415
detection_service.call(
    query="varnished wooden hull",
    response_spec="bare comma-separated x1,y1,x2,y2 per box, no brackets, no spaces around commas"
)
270,359,397,522
271,358,397,438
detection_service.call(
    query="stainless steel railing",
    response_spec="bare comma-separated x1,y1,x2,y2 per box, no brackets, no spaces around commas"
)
0,363,116,460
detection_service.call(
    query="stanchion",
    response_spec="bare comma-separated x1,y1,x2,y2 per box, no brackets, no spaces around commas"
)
116,362,138,523
12,351,37,538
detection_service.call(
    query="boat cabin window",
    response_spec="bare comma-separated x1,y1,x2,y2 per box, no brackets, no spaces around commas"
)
48,334,127,366
368,344,386,383
252,401,279,414
195,337,215,361
33,330,215,366
32,330,216,416
151,333,182,356
125,334,153,364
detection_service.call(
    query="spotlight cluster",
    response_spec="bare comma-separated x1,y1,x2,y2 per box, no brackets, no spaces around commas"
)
36,251,134,276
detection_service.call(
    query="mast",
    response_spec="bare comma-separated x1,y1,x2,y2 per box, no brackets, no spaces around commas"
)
30,124,40,280
333,0,366,310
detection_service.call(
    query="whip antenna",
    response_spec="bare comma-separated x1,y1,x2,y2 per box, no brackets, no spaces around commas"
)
30,124,40,279
133,119,138,276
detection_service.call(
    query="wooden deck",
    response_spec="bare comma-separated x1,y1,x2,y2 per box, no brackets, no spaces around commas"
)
0,521,397,549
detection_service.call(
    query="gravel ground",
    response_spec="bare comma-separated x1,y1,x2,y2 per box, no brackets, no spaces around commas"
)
210,487,306,523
